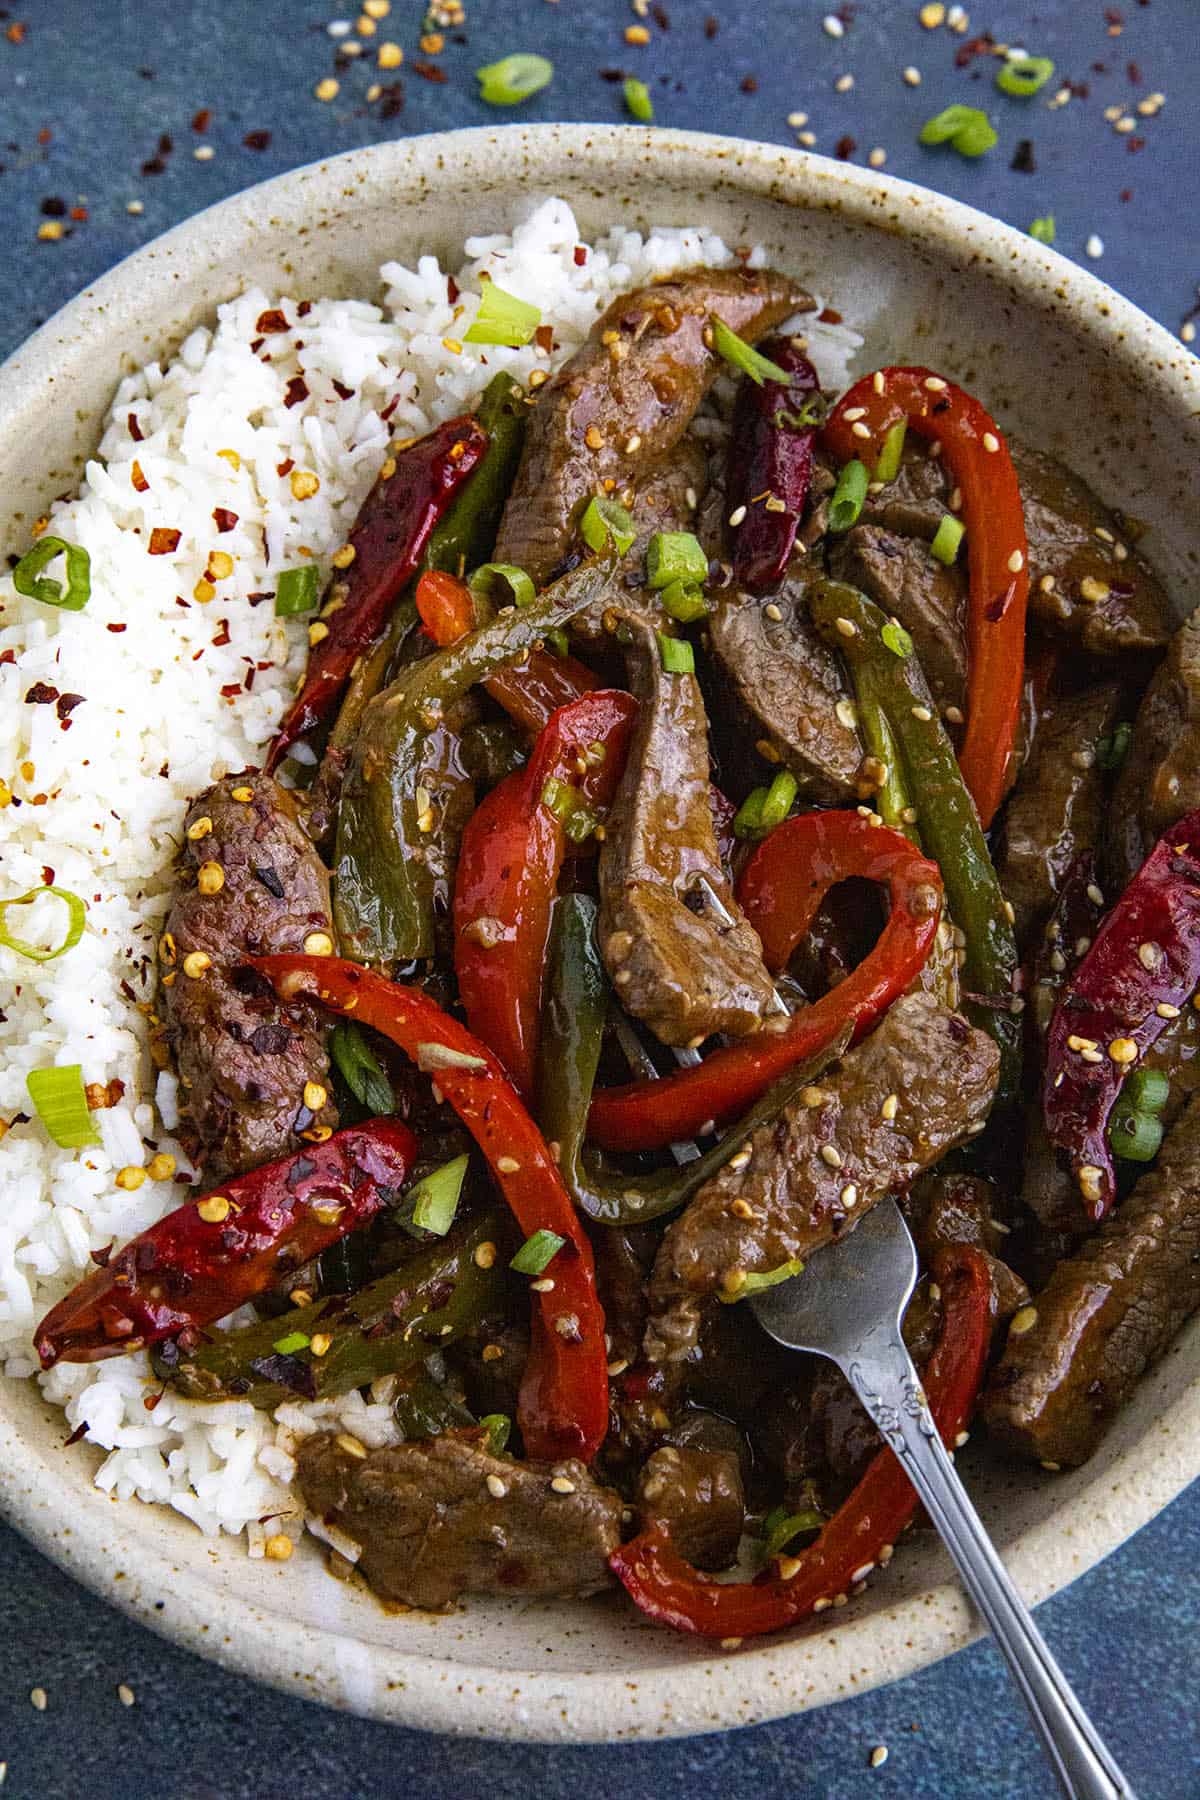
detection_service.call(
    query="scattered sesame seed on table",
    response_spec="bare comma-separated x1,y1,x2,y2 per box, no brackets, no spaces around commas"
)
1,3,1200,1797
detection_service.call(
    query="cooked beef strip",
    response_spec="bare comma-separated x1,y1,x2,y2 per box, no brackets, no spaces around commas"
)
644,992,1000,1360
984,1095,1200,1468
1011,441,1174,657
854,437,1172,659
829,524,968,715
492,267,813,589
161,773,338,1182
587,1223,655,1369
598,609,777,1045
296,1430,622,1606
903,1172,1029,1319
1105,605,1200,893
707,559,863,801
635,1444,744,1570
997,683,1120,945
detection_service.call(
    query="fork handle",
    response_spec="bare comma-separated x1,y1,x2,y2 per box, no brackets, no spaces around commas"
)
842,1338,1138,1800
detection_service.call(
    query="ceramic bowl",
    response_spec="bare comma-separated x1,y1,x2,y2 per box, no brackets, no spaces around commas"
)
2,125,1198,1743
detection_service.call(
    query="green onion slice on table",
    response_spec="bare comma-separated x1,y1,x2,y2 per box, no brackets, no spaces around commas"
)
476,54,553,106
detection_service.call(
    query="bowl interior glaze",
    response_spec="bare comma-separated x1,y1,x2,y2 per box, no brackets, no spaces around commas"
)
1,125,1198,1742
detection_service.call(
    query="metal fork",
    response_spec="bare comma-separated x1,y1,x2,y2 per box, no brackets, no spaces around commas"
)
750,1200,1137,1800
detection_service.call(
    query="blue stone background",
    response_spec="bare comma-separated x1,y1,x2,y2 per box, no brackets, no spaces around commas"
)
1,1,1198,1794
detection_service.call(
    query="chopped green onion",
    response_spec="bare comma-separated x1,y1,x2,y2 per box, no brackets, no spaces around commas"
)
563,804,600,844
1098,722,1132,772
733,787,768,839
718,1257,804,1302
661,579,709,623
329,1020,394,1116
1109,1109,1163,1164
919,104,998,158
475,52,553,106
930,514,966,565
579,494,636,557
624,76,654,122
1124,1067,1170,1117
0,886,86,963
997,55,1055,97
711,317,792,387
469,561,536,608
761,1506,825,1563
827,459,869,533
481,1412,511,1456
26,1064,101,1149
464,283,542,348
272,1330,311,1356
657,631,695,676
1029,216,1057,245
544,627,570,658
645,531,709,591
759,768,798,832
12,536,91,612
511,1228,566,1275
874,421,907,484
540,775,579,823
409,1153,470,1236
275,565,320,617
881,620,915,658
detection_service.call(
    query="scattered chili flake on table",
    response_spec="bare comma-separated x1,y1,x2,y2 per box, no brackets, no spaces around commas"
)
243,129,272,150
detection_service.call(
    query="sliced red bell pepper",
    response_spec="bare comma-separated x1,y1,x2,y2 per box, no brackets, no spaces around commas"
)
266,417,488,771
822,367,1029,831
415,568,600,736
727,340,821,593
254,954,609,1463
453,687,637,1101
610,1242,992,1637
1043,807,1200,1222
34,1119,418,1367
588,811,942,1153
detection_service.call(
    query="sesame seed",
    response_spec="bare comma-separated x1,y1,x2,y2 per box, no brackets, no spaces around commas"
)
378,40,403,67
607,1357,630,1377
336,1433,368,1459
787,111,809,128
1079,575,1111,605
840,1182,858,1206
530,1277,555,1293
881,1094,899,1122
1080,1047,1104,1064
314,77,340,102
721,1267,747,1295
1182,322,1197,345
310,1333,332,1357
812,1596,832,1612
1007,549,1024,573
1156,1002,1181,1019
496,1155,521,1174
1109,1037,1138,1065
1138,942,1163,972
801,1086,828,1108
625,22,651,43
1086,882,1105,907
728,1147,753,1172
764,602,784,623
1041,1460,1062,1472
196,1194,231,1224
903,65,921,85
474,1241,497,1270
851,421,872,440
1086,234,1105,259
486,1474,508,1499
720,1637,744,1650
1078,1165,1104,1203
923,375,948,392
728,505,748,528
982,432,1000,454
835,698,858,730
822,14,845,37
115,1164,146,1191
1010,1305,1038,1335
303,930,334,956
798,131,817,148
1049,950,1067,973
868,147,887,168
954,1430,970,1448
911,705,933,722
117,1682,136,1707
30,1687,48,1711
842,407,868,422
835,616,859,638
777,1553,804,1579
869,1746,889,1769
550,1474,577,1494
918,1,945,25
820,1143,843,1168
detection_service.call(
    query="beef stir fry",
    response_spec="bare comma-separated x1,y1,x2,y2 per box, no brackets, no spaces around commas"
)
36,264,1200,1640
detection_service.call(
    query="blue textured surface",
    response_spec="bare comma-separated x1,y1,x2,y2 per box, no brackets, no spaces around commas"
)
1,2,1198,1795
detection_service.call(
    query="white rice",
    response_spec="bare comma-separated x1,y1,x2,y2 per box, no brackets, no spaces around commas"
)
0,198,861,1542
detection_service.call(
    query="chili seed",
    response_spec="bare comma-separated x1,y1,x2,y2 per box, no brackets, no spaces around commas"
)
197,1194,231,1223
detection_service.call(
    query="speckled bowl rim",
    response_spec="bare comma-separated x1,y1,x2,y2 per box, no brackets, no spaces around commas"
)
1,124,1198,1743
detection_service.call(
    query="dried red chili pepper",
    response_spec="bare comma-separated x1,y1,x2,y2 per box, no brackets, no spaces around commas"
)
610,1243,992,1636
34,1119,418,1367
266,418,487,770
727,341,821,592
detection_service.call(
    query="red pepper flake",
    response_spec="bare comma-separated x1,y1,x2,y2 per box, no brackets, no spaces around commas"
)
243,129,272,151
411,59,447,83
740,74,758,93
192,108,212,133
1011,138,1036,173
954,32,996,68
818,305,843,324
447,275,460,304
211,620,231,648
331,378,354,401
704,14,719,36
834,135,857,160
255,308,289,335
283,375,309,408
148,527,181,555
140,155,167,177
70,205,87,222
55,692,85,720
574,245,588,266
534,323,554,354
143,1390,163,1412
64,1421,88,1447
379,82,405,119
213,507,238,534
380,396,400,424
0,648,16,665
651,2,671,26
106,623,128,633
25,682,59,705
6,22,27,44
130,459,149,493
1127,60,1142,83
276,457,294,478
243,667,256,691
220,681,243,699
42,866,54,885
1127,135,1146,152
39,196,66,217
1120,187,1133,201
1104,6,1124,33
128,412,144,441
599,67,625,81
